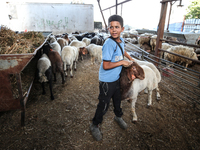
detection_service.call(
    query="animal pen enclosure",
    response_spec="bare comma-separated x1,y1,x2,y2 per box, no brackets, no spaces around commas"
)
148,0,200,107
125,41,200,109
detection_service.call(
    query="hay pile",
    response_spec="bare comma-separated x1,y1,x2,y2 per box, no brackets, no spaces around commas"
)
0,25,45,54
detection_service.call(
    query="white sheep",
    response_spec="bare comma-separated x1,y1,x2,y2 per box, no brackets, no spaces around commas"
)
138,33,154,46
129,29,138,35
68,34,78,42
124,37,138,44
69,40,86,48
129,30,138,40
82,37,91,46
85,44,102,64
102,33,110,41
124,56,161,101
122,32,129,38
160,43,173,59
134,58,161,100
61,46,79,78
120,63,159,122
161,43,173,50
150,35,157,51
37,53,54,100
69,40,86,60
48,35,61,56
164,45,198,70
124,38,132,43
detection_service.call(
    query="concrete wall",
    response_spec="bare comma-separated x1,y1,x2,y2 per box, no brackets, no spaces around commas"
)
0,2,94,34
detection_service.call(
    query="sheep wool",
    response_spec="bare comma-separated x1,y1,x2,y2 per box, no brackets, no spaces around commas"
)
165,45,198,69
61,46,79,77
86,44,102,64
121,65,159,122
37,54,51,83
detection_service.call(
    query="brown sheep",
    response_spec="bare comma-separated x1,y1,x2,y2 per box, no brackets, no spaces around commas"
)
42,43,65,84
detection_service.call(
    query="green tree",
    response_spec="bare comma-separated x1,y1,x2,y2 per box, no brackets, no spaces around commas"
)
185,0,200,19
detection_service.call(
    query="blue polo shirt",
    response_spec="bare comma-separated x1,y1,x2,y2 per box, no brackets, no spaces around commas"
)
99,37,125,82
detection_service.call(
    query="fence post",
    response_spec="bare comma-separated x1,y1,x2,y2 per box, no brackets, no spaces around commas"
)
154,0,168,66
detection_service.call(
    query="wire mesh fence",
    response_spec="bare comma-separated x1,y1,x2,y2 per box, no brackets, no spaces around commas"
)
124,40,200,108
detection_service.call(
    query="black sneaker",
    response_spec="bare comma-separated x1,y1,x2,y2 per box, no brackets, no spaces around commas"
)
114,116,127,130
90,123,102,141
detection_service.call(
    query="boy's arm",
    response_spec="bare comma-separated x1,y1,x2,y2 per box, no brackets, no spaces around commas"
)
103,60,132,70
124,51,135,61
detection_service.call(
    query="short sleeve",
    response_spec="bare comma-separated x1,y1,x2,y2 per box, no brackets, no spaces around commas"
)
102,39,115,61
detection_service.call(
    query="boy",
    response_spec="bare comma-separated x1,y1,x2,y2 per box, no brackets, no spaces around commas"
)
90,15,134,141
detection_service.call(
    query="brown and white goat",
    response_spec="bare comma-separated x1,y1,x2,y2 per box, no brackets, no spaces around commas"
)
120,62,160,122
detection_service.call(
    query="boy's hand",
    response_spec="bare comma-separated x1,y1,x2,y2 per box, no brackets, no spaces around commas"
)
122,60,133,67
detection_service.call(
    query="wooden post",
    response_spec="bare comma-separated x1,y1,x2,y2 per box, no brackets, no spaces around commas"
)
97,0,108,33
154,0,168,66
16,73,25,126
181,15,185,32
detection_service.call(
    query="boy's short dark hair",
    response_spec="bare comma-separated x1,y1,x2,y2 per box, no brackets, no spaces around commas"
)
108,15,123,27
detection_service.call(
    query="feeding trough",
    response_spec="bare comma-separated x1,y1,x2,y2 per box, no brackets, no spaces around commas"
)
0,32,51,126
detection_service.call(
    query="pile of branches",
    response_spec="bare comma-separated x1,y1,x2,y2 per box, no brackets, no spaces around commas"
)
0,25,45,54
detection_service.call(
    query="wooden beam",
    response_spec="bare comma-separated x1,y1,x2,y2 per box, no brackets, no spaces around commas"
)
155,1,168,65
97,0,108,32
155,1,168,55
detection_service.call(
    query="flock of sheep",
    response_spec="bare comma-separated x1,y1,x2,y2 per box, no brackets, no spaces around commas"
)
36,31,164,122
37,32,107,100
36,29,199,122
122,30,199,70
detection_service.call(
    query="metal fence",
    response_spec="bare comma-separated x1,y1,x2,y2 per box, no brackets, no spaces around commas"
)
124,40,200,108
184,19,200,33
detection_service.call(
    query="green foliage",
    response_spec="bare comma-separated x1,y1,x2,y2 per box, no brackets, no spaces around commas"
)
185,0,200,19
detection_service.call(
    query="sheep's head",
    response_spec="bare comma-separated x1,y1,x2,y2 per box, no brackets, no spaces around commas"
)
48,35,56,43
79,47,88,55
125,62,145,82
191,52,198,60
62,34,69,41
42,43,52,55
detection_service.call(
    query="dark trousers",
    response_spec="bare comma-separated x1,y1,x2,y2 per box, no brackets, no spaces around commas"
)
92,79,123,125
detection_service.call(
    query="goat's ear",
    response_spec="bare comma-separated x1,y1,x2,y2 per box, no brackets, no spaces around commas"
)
135,63,145,80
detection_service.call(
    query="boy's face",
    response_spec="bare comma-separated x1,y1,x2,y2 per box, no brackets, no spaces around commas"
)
108,21,124,41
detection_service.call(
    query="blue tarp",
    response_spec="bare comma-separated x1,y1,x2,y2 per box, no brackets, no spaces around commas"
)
168,22,183,32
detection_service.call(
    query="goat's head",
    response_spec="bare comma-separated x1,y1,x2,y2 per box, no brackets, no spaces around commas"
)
125,62,145,82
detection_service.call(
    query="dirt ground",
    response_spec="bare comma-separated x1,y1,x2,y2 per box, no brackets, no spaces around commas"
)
0,54,200,150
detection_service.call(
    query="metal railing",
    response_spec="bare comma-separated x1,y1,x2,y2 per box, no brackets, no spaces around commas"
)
124,39,200,108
